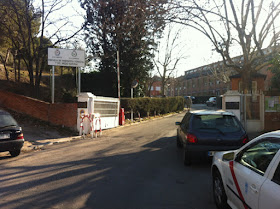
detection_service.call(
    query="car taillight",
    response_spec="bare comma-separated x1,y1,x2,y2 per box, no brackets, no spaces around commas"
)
17,133,24,140
242,135,249,144
186,133,198,143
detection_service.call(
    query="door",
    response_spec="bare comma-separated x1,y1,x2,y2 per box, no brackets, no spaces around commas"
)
259,151,280,209
226,138,280,209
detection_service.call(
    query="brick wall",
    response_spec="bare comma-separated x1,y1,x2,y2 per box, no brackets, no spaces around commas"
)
231,77,265,92
264,91,280,132
264,112,280,132
0,90,77,129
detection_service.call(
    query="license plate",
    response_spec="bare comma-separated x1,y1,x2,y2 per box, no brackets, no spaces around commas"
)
0,133,10,140
208,151,215,156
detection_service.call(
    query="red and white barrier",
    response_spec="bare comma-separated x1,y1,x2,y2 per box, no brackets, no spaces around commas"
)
79,113,102,138
92,113,102,138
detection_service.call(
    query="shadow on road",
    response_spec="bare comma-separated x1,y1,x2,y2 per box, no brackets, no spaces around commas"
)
0,134,215,209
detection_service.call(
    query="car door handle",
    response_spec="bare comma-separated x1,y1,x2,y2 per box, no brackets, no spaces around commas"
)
250,184,258,194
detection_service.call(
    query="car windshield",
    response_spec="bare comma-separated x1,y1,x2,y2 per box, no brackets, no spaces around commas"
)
0,112,18,128
192,114,241,133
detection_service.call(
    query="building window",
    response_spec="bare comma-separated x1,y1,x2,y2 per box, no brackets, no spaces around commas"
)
156,86,161,91
151,86,154,91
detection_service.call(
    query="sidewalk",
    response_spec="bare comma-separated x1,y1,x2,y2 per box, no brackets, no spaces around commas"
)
21,111,183,152
21,136,82,152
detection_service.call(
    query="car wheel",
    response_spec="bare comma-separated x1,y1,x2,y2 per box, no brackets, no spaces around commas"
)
213,171,229,209
176,135,182,148
183,149,191,166
9,149,21,157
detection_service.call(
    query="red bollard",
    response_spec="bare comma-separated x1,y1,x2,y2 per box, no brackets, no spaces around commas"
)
119,108,125,125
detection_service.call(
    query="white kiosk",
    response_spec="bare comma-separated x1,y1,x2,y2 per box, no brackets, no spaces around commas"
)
77,92,120,137
223,90,242,121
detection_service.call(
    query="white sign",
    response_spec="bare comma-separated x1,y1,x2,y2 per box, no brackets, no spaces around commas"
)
48,48,85,67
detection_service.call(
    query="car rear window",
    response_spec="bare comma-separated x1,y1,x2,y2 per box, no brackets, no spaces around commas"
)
192,114,241,133
0,112,18,128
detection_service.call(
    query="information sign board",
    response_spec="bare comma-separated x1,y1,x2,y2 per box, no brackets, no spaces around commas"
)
48,48,85,67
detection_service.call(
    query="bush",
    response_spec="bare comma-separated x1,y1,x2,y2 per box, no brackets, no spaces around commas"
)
121,97,184,118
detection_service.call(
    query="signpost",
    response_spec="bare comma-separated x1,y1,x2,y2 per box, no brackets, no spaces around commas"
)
48,48,85,103
131,80,138,122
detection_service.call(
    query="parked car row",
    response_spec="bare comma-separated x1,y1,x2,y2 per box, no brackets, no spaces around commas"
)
0,109,24,157
175,110,280,209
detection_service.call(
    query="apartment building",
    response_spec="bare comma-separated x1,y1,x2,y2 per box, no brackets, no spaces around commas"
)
168,62,234,97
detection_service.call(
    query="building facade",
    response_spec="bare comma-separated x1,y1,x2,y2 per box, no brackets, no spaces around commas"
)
154,58,274,98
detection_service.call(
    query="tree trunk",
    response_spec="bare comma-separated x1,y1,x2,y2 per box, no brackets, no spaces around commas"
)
13,53,17,82
161,77,165,96
17,57,21,82
0,49,11,81
240,68,253,119
35,56,47,98
240,69,252,94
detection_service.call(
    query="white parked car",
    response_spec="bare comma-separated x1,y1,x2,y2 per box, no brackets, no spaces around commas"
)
211,130,280,209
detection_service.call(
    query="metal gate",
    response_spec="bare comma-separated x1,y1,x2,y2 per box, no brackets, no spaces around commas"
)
223,91,264,132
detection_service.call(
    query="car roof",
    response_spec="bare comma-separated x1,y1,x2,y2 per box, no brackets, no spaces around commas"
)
253,130,280,140
0,109,10,115
190,110,235,116
243,130,280,147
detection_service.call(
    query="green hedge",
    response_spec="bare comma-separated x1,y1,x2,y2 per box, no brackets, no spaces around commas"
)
121,97,184,117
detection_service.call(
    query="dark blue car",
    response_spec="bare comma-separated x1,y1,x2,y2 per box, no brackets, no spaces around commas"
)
175,110,248,165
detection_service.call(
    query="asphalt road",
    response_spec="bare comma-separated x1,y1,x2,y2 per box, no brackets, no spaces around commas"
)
0,105,217,209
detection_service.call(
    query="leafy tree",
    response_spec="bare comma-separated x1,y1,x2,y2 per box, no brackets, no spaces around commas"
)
269,54,280,90
79,0,168,97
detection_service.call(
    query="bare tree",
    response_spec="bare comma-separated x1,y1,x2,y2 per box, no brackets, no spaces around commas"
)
0,49,11,81
0,0,82,96
171,0,280,93
153,24,188,96
207,61,234,84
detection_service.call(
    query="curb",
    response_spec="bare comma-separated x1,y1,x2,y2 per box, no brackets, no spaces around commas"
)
22,136,82,152
21,111,186,152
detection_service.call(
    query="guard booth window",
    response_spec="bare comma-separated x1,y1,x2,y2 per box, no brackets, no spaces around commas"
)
94,101,118,117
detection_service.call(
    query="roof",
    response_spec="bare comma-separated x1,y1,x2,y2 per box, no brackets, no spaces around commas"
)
229,72,267,79
190,110,235,116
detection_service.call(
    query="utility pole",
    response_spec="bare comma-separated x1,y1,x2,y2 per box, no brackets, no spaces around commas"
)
117,50,120,101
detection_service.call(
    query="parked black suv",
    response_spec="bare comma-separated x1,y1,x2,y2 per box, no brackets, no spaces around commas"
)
0,110,24,157
175,110,248,165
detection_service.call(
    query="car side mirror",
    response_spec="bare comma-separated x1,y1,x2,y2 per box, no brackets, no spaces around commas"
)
175,122,181,125
222,152,235,161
